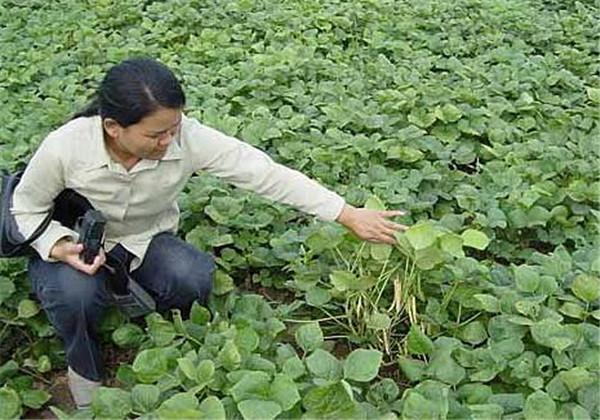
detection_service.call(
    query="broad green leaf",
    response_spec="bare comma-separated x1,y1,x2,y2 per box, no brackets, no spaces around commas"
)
468,404,503,420
571,274,600,302
305,287,331,307
531,320,577,352
214,270,235,296
230,371,271,402
461,321,487,345
436,103,463,123
0,278,16,306
587,87,600,103
177,358,197,381
329,270,375,292
524,390,556,420
514,265,540,293
440,233,465,258
282,356,306,380
398,356,426,382
457,383,493,404
387,146,424,162
365,195,386,211
415,245,446,270
270,374,300,411
190,301,211,325
131,384,160,413
370,243,392,262
302,381,358,418
238,399,281,420
407,325,434,355
558,367,595,392
17,299,39,319
343,349,382,382
366,311,391,330
235,326,259,354
91,387,132,419
295,323,323,353
112,323,144,348
146,313,176,346
306,349,342,380
461,229,490,250
132,348,170,383
406,222,437,250
0,360,19,383
198,396,225,420
19,389,50,409
218,340,241,371
157,392,200,419
0,387,21,419
472,294,501,313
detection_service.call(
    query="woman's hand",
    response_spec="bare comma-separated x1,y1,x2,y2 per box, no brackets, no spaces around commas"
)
50,237,106,275
336,204,408,244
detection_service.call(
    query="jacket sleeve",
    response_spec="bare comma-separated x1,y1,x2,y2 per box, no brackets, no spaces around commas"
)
11,134,78,260
182,116,346,221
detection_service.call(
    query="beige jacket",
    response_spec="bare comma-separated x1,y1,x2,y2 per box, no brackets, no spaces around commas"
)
11,115,345,268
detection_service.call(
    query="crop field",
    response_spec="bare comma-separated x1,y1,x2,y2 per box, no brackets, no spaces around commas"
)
0,0,599,418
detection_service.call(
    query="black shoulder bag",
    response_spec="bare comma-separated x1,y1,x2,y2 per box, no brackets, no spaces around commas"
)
0,170,53,257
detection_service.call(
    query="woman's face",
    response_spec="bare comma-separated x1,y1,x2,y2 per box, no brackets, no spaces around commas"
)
104,107,183,161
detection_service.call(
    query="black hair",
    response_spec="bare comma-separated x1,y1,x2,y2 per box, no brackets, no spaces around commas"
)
72,58,185,127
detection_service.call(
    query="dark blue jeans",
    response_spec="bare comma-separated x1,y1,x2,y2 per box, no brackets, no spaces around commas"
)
28,232,215,382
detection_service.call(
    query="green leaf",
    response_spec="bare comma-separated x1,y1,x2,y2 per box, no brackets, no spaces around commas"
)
586,87,600,103
558,367,595,392
343,349,382,382
530,320,577,352
295,322,323,353
235,326,260,354
398,356,426,382
524,390,556,420
514,265,540,293
131,384,160,413
19,389,50,409
366,311,392,330
436,104,463,123
190,301,211,325
36,355,51,374
146,313,176,346
461,229,490,250
198,396,225,420
306,349,342,380
407,325,434,355
0,278,16,306
230,371,271,402
91,387,132,419
386,146,424,162
406,222,437,250
218,340,241,371
305,287,331,307
472,294,501,313
132,348,170,383
571,274,600,303
461,321,488,345
237,399,282,420
112,323,144,348
282,356,306,380
0,387,21,419
177,357,197,382
270,374,301,411
157,392,201,419
214,270,235,296
302,382,358,418
440,233,465,258
329,270,375,292
17,299,39,319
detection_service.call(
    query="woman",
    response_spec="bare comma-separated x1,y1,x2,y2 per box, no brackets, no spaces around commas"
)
11,58,407,408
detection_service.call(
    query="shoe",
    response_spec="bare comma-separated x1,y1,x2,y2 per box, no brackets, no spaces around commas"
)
67,367,101,409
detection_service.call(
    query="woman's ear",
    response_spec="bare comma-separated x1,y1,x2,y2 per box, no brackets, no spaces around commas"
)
102,118,122,140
